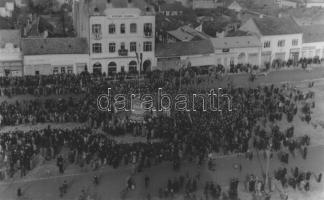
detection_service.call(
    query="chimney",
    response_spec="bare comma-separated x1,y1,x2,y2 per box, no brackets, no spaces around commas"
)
106,0,112,8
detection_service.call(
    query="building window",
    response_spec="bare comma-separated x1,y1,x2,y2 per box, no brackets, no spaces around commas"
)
264,41,270,48
92,43,102,53
143,41,152,52
61,67,66,74
109,24,115,34
278,40,285,47
130,23,137,33
120,24,125,34
92,24,101,34
108,62,117,76
130,42,136,52
53,67,59,74
129,60,137,73
93,62,102,75
67,66,73,74
292,39,298,46
109,43,116,53
120,42,125,50
144,23,152,37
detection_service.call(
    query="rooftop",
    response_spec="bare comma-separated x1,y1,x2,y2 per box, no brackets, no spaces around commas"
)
22,38,89,55
156,40,214,58
88,0,154,16
210,36,261,49
252,16,302,36
159,2,185,12
0,29,20,48
301,25,324,43
167,25,210,41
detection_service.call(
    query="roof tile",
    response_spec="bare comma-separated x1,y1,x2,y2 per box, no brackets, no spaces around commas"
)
22,38,89,55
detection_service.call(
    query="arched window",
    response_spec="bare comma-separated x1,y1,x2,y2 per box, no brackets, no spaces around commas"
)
143,60,151,73
93,62,102,75
128,60,137,74
108,62,117,76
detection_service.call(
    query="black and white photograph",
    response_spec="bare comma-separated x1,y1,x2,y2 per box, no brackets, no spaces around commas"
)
0,0,324,199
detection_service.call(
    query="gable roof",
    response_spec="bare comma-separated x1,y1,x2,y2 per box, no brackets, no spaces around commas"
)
211,36,261,49
22,38,89,55
0,29,20,48
252,16,302,36
301,25,324,43
167,25,210,41
156,40,214,58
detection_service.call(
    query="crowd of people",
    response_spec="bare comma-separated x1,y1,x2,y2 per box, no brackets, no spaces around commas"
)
0,72,320,200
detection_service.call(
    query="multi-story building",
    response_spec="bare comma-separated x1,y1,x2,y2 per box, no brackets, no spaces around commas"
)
88,0,156,76
240,15,303,65
0,29,23,77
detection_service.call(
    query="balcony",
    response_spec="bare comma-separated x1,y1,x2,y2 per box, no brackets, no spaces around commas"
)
92,32,102,40
118,49,128,56
144,30,152,38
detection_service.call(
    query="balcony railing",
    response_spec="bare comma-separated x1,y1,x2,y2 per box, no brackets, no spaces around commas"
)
92,32,102,40
144,30,152,37
118,49,128,56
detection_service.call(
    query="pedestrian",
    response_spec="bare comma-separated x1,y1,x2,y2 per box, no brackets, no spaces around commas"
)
57,154,64,174
303,147,308,159
17,188,22,197
145,175,150,189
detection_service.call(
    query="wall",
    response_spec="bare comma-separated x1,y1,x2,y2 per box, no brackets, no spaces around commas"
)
301,42,324,59
181,53,215,67
260,34,303,63
306,3,324,8
24,54,89,75
214,46,261,68
0,43,23,76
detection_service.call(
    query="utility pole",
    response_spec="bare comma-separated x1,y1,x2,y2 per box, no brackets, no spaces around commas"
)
265,142,272,193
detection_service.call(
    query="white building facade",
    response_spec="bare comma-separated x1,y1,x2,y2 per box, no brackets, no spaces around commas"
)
0,1,14,18
211,36,262,69
0,30,23,77
305,0,324,8
89,5,156,76
240,17,303,65
22,38,89,75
